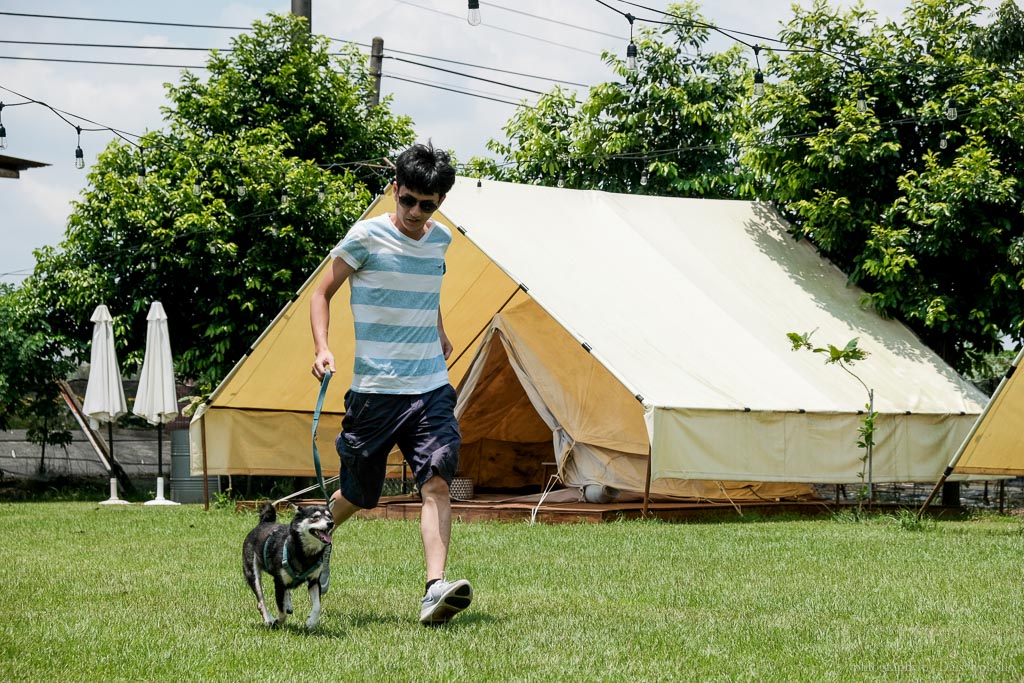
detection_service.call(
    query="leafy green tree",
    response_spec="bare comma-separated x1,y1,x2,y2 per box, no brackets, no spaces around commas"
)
744,0,1024,373
0,284,76,470
24,13,415,393
479,2,753,198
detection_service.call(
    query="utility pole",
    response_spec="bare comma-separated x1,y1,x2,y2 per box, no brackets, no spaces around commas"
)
369,37,384,107
291,0,312,31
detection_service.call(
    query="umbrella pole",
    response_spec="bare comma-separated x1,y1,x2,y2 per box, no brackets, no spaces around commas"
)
157,423,163,480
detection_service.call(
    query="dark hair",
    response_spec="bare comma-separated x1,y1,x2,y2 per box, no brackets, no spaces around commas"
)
395,141,456,196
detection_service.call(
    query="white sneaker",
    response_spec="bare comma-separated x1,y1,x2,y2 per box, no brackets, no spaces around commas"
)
419,578,473,625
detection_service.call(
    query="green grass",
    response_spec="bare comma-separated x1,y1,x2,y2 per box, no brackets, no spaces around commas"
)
2,504,1023,682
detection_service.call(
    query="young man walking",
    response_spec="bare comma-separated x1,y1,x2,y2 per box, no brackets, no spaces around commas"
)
310,142,471,625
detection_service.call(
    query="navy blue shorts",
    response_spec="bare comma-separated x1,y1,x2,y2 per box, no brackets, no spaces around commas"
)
335,384,461,509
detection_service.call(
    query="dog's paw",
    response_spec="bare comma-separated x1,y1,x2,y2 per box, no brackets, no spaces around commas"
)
305,617,320,630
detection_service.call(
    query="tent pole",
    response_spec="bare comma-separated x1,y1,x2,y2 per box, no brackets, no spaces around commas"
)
917,349,1023,520
201,418,210,511
642,446,652,519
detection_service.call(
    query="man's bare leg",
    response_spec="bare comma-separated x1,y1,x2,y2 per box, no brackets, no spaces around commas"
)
418,476,452,581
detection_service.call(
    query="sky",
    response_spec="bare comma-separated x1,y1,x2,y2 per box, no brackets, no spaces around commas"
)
0,0,1000,285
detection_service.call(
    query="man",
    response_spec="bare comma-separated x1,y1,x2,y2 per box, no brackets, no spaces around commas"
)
310,142,471,626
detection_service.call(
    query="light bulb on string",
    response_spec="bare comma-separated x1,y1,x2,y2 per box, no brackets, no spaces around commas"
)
317,185,326,202
752,45,765,98
945,99,958,120
192,180,202,196
136,165,146,188
856,90,867,114
0,102,6,150
281,189,289,207
467,0,481,26
939,132,948,150
74,126,85,169
557,175,565,188
626,43,638,72
625,14,637,72
237,183,246,198
640,168,649,186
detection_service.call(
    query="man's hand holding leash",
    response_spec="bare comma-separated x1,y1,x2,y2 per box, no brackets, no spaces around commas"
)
312,351,335,381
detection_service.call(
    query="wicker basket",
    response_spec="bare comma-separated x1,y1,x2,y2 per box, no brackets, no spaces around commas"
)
450,477,474,500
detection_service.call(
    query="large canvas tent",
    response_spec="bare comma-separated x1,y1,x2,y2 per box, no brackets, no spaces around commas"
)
191,178,987,500
919,348,1024,512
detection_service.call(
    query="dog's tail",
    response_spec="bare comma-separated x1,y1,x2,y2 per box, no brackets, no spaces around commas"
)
257,502,277,525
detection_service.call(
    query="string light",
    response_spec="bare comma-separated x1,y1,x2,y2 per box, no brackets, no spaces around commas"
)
640,168,649,186
136,149,147,188
74,125,85,169
0,102,6,150
280,188,289,207
557,175,565,188
317,185,326,201
939,131,948,150
626,13,638,72
856,89,867,113
752,45,765,97
945,99,958,120
467,0,481,26
236,181,246,198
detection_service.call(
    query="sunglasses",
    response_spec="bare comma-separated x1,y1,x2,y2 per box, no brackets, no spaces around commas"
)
397,194,439,213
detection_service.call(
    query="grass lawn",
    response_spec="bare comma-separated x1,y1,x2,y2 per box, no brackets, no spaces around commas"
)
1,502,1022,682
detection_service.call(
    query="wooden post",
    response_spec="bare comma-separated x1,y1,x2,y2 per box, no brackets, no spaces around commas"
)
201,418,210,511
642,446,652,518
368,37,384,107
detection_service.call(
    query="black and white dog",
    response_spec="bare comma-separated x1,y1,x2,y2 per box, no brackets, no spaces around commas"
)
242,502,334,629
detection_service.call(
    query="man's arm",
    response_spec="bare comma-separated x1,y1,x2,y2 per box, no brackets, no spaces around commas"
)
310,257,356,380
437,308,452,360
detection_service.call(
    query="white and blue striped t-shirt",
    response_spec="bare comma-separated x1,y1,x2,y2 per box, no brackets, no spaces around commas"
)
329,214,451,394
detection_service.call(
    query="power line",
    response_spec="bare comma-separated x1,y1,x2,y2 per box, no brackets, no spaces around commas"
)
387,56,545,95
386,70,531,104
384,74,528,108
482,0,625,40
0,55,207,70
390,0,604,56
0,39,233,52
0,37,589,90
336,40,592,89
0,11,251,31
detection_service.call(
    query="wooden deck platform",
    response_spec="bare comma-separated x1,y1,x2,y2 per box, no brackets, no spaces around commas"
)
236,493,946,523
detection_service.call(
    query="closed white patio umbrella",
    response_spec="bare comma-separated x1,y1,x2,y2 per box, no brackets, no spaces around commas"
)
83,304,129,505
134,301,180,506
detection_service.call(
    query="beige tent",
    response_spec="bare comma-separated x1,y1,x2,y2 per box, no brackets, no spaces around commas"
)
191,178,987,501
952,348,1024,475
919,348,1024,512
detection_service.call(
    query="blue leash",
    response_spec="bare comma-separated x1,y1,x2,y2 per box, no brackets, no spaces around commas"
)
312,369,333,507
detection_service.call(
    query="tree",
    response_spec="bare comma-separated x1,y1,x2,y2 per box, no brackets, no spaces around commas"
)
743,0,1024,373
23,13,415,393
0,284,76,471
478,2,754,198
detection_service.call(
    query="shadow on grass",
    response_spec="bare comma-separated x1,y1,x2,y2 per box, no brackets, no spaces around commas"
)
248,609,500,638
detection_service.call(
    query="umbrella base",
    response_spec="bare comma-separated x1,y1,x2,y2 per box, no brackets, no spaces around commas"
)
144,477,180,506
99,477,131,505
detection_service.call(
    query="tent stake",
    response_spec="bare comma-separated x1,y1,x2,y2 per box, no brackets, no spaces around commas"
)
642,446,652,518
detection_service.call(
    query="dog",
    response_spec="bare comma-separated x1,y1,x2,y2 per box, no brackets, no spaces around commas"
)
242,502,334,629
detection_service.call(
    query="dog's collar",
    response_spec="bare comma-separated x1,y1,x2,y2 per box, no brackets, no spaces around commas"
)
264,535,323,583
